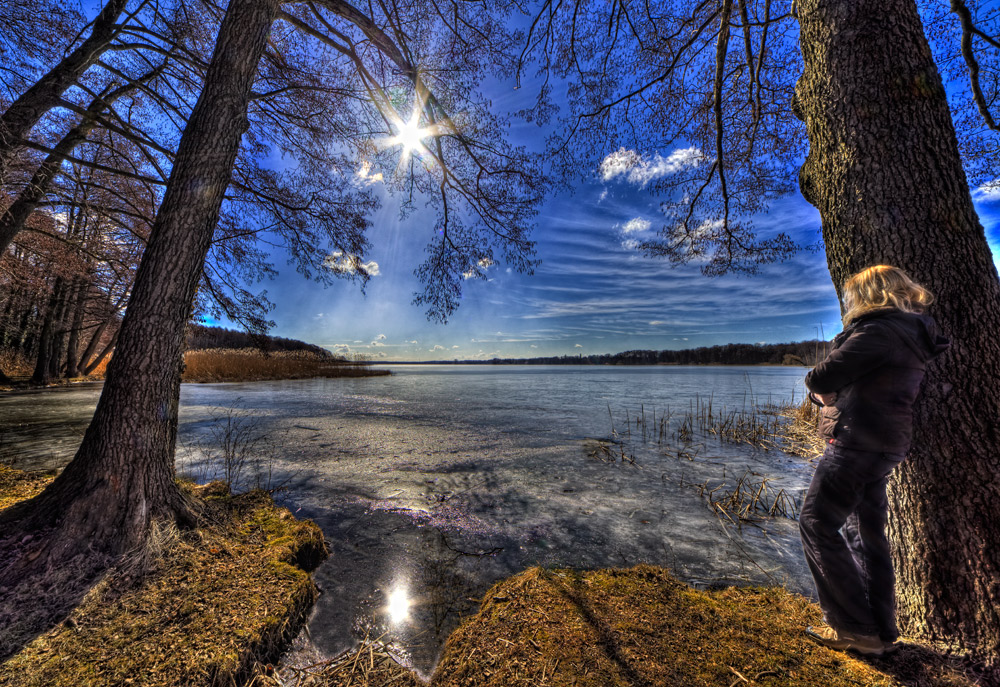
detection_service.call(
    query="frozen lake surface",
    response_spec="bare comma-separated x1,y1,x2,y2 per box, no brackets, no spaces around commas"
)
0,365,816,675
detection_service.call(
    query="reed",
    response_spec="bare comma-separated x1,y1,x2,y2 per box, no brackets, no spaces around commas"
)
613,394,824,459
182,348,390,383
695,470,799,526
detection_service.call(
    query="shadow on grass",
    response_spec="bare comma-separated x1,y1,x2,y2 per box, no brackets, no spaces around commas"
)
548,571,656,687
0,527,112,661
864,643,999,687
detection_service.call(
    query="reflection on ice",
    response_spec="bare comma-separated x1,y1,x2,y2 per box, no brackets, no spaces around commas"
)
386,587,411,624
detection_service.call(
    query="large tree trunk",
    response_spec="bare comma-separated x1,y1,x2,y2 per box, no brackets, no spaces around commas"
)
795,0,1000,663
0,0,128,184
0,0,280,648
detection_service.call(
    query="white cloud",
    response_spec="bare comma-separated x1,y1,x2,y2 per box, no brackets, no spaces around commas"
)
463,257,495,280
621,217,652,234
355,161,384,185
599,147,704,187
430,344,446,352
649,320,665,325
375,334,387,341
598,188,608,202
452,345,460,349
530,344,538,348
324,251,380,277
973,180,1000,202
371,340,385,347
407,340,419,345
574,343,583,348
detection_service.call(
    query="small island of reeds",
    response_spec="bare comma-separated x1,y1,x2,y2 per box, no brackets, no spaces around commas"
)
181,348,389,383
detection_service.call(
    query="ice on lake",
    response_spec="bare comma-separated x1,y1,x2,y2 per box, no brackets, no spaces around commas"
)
0,364,817,676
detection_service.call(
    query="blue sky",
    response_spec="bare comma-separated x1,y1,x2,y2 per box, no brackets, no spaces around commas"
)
207,24,1000,363
247,148,1000,361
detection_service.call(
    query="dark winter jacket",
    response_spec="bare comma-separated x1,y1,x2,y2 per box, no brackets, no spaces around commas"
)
805,308,950,454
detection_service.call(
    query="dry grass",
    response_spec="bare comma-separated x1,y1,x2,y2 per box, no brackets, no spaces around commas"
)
182,348,391,383
0,350,32,378
278,566,989,687
0,473,328,687
249,639,424,687
694,470,799,525
0,466,52,511
777,397,826,459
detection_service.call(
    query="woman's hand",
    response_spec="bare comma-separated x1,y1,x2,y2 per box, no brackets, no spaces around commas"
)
815,392,837,406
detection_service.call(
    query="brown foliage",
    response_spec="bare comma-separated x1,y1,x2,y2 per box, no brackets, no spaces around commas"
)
181,348,389,383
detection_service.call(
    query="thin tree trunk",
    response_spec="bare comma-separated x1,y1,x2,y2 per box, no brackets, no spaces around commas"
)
30,277,64,385
47,276,76,380
63,279,88,378
78,315,111,373
82,326,119,376
795,0,1000,663
0,0,129,183
0,0,281,566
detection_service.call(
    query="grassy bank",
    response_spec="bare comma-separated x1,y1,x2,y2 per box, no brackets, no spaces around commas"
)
182,348,390,383
280,566,984,687
0,467,327,687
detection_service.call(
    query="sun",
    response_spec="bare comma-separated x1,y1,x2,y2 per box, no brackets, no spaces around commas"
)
389,110,431,157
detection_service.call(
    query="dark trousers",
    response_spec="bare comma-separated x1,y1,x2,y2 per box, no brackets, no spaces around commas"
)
799,443,904,641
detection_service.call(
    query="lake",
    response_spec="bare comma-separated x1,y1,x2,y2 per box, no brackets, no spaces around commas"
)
0,365,817,676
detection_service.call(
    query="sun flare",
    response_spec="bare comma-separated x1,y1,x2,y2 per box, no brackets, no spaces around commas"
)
389,111,431,156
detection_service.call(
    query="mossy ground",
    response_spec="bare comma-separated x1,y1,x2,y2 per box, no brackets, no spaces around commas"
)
284,566,987,687
0,471,327,687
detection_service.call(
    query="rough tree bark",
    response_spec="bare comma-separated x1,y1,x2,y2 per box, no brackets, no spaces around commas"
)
0,0,129,183
795,0,1000,662
0,0,281,600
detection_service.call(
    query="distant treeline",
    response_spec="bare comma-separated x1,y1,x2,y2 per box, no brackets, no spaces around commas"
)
452,340,831,367
185,324,332,358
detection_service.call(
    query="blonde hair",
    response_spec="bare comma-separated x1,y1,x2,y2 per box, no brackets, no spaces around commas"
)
842,265,934,325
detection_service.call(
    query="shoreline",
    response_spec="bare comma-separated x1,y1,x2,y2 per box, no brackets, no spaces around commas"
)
1,468,988,686
0,467,327,686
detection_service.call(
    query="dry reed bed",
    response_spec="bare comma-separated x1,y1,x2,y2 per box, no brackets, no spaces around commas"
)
182,348,391,383
613,395,823,458
0,474,328,687
259,566,983,687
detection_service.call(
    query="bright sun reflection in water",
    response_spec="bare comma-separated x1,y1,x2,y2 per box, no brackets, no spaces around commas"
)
387,587,411,624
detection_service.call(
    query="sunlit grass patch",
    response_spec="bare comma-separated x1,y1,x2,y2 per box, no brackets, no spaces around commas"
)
0,474,327,687
303,566,982,687
428,566,979,687
0,465,52,511
182,348,391,383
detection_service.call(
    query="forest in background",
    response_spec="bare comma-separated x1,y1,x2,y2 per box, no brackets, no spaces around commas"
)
423,339,828,367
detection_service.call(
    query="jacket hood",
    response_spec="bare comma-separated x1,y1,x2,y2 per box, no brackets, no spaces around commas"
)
859,310,950,362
